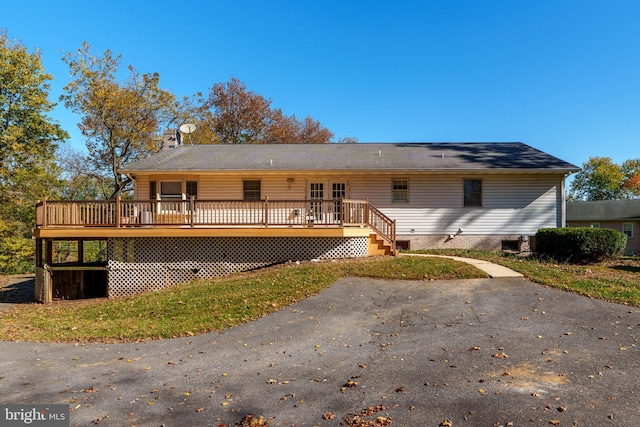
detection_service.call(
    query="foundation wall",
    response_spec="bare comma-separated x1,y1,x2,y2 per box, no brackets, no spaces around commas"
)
397,234,532,252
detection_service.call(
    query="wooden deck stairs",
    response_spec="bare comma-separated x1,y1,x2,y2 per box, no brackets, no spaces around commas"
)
368,233,394,256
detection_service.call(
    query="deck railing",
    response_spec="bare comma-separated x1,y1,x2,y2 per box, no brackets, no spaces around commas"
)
36,197,396,250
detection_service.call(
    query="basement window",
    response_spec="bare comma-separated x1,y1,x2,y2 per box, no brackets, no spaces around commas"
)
395,240,410,251
501,240,519,251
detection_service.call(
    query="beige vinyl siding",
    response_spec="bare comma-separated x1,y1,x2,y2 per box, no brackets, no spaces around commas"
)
133,172,565,235
135,178,149,200
351,174,563,235
136,174,311,200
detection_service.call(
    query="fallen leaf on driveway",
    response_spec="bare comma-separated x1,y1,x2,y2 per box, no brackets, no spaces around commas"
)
343,405,391,426
323,412,336,420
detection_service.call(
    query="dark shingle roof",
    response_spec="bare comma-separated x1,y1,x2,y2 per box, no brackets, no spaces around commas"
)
567,200,640,221
120,142,579,173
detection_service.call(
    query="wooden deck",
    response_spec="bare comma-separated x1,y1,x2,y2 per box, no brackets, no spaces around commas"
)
35,198,396,252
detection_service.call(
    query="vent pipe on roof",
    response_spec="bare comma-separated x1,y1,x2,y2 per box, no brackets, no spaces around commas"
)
378,150,381,156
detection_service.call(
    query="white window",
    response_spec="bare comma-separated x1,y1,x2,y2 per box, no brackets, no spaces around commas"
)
622,223,634,238
590,223,600,228
332,182,347,221
309,182,324,221
392,179,408,202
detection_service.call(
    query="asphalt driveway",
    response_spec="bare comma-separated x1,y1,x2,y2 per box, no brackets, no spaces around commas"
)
1,276,639,426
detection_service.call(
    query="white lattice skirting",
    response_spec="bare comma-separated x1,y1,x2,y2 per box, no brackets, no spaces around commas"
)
106,236,368,298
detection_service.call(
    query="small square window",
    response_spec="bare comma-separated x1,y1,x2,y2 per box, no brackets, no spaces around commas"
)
243,180,261,201
463,179,482,207
622,223,634,238
392,179,408,202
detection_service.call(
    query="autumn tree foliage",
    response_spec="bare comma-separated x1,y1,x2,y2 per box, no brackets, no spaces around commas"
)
0,32,67,273
197,77,334,144
61,42,179,199
60,45,341,199
621,159,640,196
569,156,640,201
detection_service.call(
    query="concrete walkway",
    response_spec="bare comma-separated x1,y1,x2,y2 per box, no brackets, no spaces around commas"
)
399,253,524,278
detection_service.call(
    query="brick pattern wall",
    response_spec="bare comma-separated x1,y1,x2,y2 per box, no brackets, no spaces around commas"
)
398,234,532,252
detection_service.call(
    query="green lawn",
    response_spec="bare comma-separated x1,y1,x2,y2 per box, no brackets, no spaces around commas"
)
2,251,637,344
0,256,485,343
412,249,640,307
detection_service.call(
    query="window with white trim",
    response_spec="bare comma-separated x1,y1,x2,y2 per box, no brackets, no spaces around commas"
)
392,179,408,202
622,223,634,238
590,223,600,229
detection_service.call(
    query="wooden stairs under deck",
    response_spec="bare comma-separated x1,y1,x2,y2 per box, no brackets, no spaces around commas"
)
368,233,394,256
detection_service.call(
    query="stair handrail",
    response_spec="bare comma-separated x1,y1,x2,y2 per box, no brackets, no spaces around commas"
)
343,199,396,255
366,202,396,255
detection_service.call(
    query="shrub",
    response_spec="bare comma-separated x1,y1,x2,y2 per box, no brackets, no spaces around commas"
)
536,227,627,264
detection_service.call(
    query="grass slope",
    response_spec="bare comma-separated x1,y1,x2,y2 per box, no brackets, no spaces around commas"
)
0,256,485,343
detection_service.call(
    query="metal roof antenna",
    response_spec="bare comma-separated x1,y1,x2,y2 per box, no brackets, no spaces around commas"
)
179,123,197,146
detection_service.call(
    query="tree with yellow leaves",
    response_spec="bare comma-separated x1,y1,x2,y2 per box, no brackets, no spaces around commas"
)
0,32,67,273
61,42,179,199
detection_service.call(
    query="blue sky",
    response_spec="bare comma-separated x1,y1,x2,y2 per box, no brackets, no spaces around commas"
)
3,0,639,170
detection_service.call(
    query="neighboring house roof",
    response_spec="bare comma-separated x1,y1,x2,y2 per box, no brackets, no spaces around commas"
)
566,200,640,221
120,142,580,174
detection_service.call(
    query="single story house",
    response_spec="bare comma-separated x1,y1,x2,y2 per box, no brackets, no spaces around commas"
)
566,199,640,255
33,136,579,301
